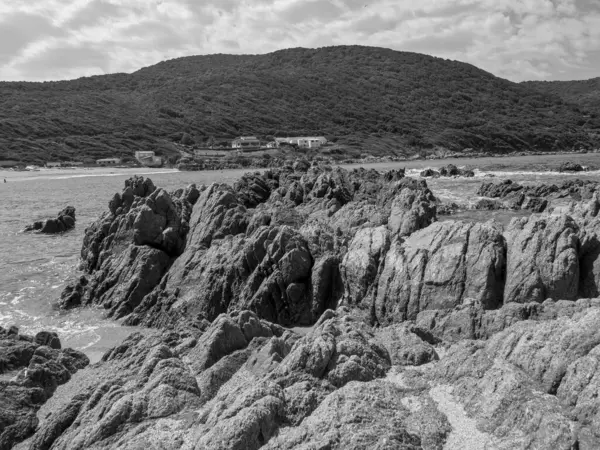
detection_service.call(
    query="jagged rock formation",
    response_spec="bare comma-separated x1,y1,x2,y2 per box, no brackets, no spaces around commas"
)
0,326,88,450
57,165,436,330
24,207,76,233
15,164,600,449
58,176,200,318
16,303,600,449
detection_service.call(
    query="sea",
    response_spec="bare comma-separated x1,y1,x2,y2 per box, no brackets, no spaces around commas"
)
2,153,600,362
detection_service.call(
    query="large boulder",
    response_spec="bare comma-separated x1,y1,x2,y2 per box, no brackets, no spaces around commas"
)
504,215,579,304
373,220,506,324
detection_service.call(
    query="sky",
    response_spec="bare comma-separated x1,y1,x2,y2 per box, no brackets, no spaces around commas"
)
1,0,599,82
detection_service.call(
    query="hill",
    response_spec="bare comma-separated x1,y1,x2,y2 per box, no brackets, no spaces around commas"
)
1,46,600,164
522,78,600,115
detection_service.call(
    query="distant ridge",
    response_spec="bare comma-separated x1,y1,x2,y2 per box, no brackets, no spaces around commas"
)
1,45,599,164
522,77,600,114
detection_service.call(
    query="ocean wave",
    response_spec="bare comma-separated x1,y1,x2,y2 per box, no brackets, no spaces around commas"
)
5,169,179,183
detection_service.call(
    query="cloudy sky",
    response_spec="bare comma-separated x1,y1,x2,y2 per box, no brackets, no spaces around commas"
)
1,0,599,82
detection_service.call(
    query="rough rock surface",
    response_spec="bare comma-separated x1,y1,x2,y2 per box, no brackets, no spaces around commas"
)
373,220,505,324
504,214,579,304
0,326,88,450
559,161,585,172
477,178,600,212
57,176,200,317
58,166,438,330
34,165,600,450
24,206,76,233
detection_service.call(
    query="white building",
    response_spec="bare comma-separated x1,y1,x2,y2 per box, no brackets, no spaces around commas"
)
135,151,155,159
232,136,261,149
275,136,327,149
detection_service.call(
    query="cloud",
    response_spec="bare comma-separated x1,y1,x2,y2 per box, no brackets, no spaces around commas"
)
0,0,599,81
0,12,64,64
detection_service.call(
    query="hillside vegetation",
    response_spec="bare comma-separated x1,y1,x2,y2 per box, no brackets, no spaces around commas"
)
1,46,599,164
523,78,600,115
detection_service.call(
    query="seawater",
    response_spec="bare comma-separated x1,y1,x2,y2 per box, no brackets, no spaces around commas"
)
1,154,600,361
0,167,251,362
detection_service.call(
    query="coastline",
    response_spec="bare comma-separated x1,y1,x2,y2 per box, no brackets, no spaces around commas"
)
2,157,600,449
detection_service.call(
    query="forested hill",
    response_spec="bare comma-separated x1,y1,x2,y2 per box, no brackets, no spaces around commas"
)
522,78,600,115
1,45,599,164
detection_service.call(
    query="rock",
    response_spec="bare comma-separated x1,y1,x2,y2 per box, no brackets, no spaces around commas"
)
504,215,579,304
559,161,585,172
34,331,61,350
436,202,460,215
263,380,423,450
292,159,311,172
430,307,600,449
58,176,200,317
339,226,390,307
271,308,391,387
59,245,171,318
477,179,523,198
436,164,473,177
0,327,88,450
375,323,439,366
233,172,276,208
474,198,506,210
24,206,76,234
128,225,316,328
416,298,600,343
420,168,440,177
387,182,437,237
439,164,459,176
373,220,506,324
521,195,548,213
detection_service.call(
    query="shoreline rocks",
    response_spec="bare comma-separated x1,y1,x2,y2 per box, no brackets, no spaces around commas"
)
0,326,88,450
15,165,600,449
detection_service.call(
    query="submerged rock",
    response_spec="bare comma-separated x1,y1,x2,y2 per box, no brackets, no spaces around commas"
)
24,206,76,233
559,161,585,172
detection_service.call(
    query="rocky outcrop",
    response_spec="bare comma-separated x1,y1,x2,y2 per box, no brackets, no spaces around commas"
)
20,309,406,450
58,176,200,317
57,166,440,331
36,165,600,449
477,178,600,212
431,305,600,448
0,326,88,450
24,206,76,233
